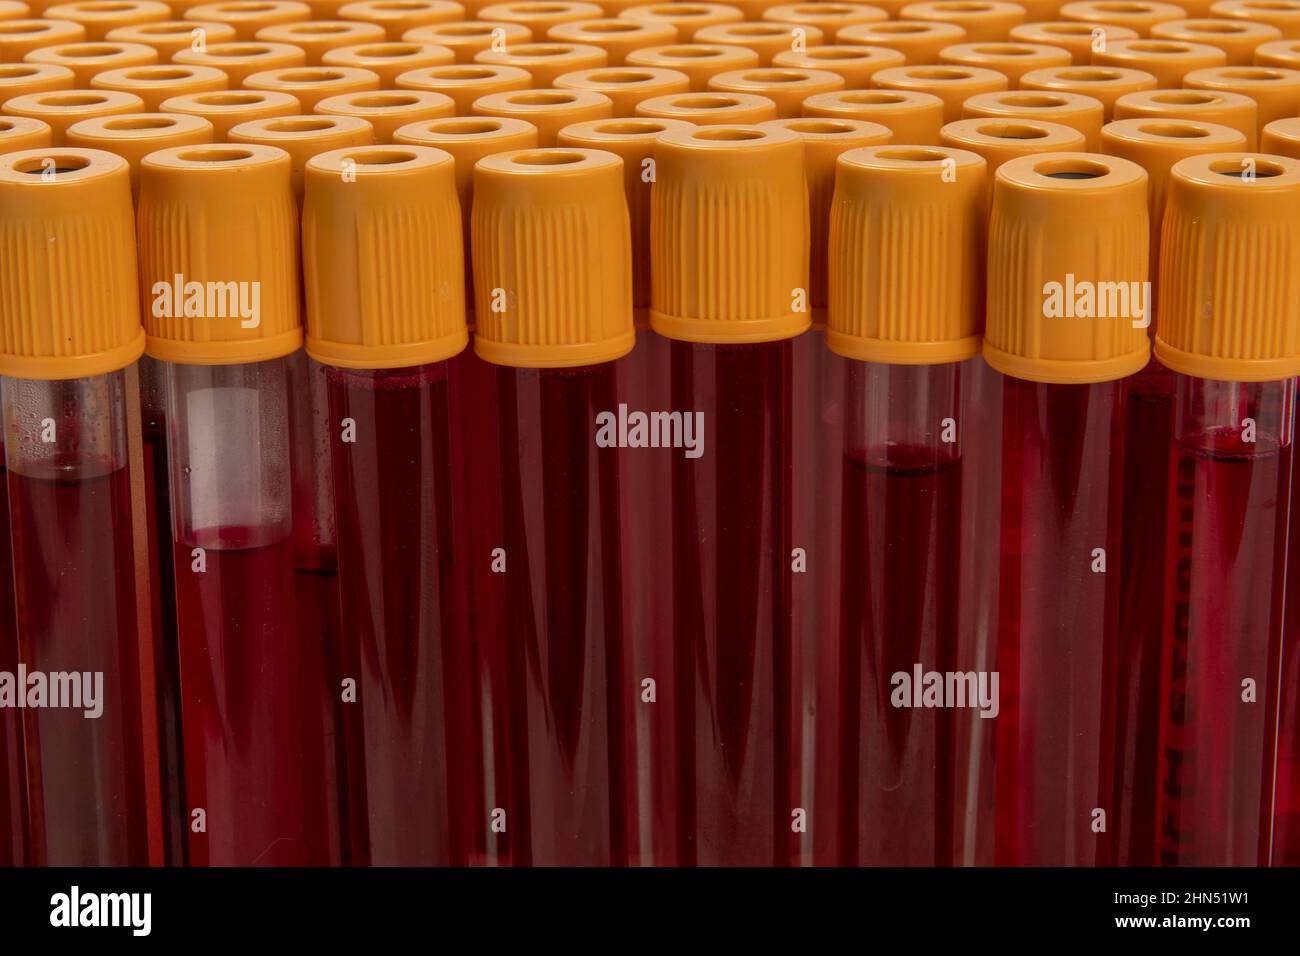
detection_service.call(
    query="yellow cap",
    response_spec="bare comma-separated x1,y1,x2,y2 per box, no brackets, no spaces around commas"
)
0,115,53,151
321,41,455,84
472,86,613,144
44,1,171,41
759,117,892,321
1014,0,1069,17
0,148,143,379
554,65,689,115
547,17,676,63
692,21,826,64
1093,36,1226,83
137,143,301,363
395,62,532,111
1020,63,1157,116
4,89,144,143
1150,17,1281,63
619,3,743,41
1060,0,1189,35
471,146,633,366
870,64,1009,122
803,88,944,142
1212,0,1300,37
900,1,1028,42
401,21,533,62
0,19,87,60
650,124,809,342
1009,19,1138,61
0,1,27,18
393,114,538,313
1114,85,1257,144
301,144,466,368
624,42,759,89
826,144,986,363
337,0,466,40
771,44,906,87
474,41,608,85
227,113,373,199
315,88,454,140
592,0,656,11
939,41,1073,86
106,19,238,57
160,88,300,137
90,63,227,110
24,41,159,85
182,1,311,40
941,116,1086,192
1261,114,1300,152
762,3,889,33
1156,152,1300,379
636,88,776,122
1255,37,1300,65
65,111,214,195
962,88,1104,146
243,65,381,112
837,20,967,63
984,151,1150,383
477,1,604,33
713,0,786,16
0,63,76,101
557,116,694,316
1183,64,1300,128
173,40,307,84
254,19,386,62
300,0,354,14
706,66,843,116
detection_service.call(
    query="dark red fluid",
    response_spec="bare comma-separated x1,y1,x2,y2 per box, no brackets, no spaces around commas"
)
1276,474,1300,865
326,361,481,866
0,451,25,866
993,377,1125,866
173,527,332,866
669,340,794,867
8,464,149,865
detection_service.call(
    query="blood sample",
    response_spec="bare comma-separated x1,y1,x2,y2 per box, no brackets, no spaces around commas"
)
472,146,637,866
1152,152,1300,866
0,147,152,865
136,143,336,865
982,152,1151,865
822,145,987,866
301,144,479,866
650,124,808,865
0,424,25,867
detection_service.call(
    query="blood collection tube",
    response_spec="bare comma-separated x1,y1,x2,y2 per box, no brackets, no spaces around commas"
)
1152,152,1300,866
471,146,636,865
0,147,153,865
650,124,808,865
822,145,987,866
0,402,24,866
301,144,477,866
983,151,1150,865
136,143,336,866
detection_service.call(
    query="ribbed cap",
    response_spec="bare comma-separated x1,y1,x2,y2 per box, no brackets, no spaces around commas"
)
336,0,466,40
1255,37,1300,66
302,144,466,368
636,89,776,123
173,41,307,85
90,63,228,110
321,41,456,84
395,64,532,112
836,20,967,63
900,1,1028,42
1150,17,1281,64
692,20,826,64
707,66,844,117
1262,115,1300,154
762,3,889,33
243,65,381,112
315,89,453,140
555,65,690,115
0,148,144,379
227,113,374,201
826,145,985,363
962,89,1104,147
159,88,301,138
1114,86,1257,146
871,63,1009,122
0,116,53,152
477,1,604,33
557,116,695,315
1009,19,1138,62
620,3,744,41
1183,64,1300,128
472,87,613,144
1020,64,1158,117
802,88,944,142
44,1,171,41
940,117,1085,191
1211,0,1300,37
66,111,214,195
548,17,676,63
1095,36,1226,84
182,1,311,40
650,124,809,342
471,146,634,367
4,89,144,144
105,19,239,58
771,44,906,87
137,143,302,364
25,41,159,85
1156,151,1300,380
938,41,1073,87
474,41,608,85
1060,0,1189,35
0,19,87,61
255,19,385,62
0,63,76,102
401,21,532,62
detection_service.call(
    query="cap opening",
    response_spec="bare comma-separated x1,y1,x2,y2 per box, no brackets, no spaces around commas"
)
971,44,1037,55
12,154,92,175
906,67,975,80
1218,67,1285,80
981,121,1051,139
1210,156,1284,177
426,118,504,133
998,92,1068,107
175,147,257,163
351,44,422,57
579,21,643,33
506,90,578,105
510,44,578,57
510,149,587,165
208,44,274,57
840,91,906,104
672,93,741,108
876,147,948,161
51,44,121,58
286,23,353,35
724,25,790,36
436,24,496,36
40,93,113,107
348,93,421,107
101,116,180,130
1181,21,1247,32
659,46,725,57
1138,121,1211,137
193,91,267,105
123,68,194,81
0,66,42,79
276,70,347,83
263,117,338,132
584,70,656,83
870,24,931,34
1092,2,1157,11
805,47,876,60
340,148,421,165
435,67,499,79
1125,41,1189,53
1055,68,1124,81
1034,157,1111,179
740,69,812,82
1150,90,1218,103
591,119,668,134
782,118,857,134
691,126,767,140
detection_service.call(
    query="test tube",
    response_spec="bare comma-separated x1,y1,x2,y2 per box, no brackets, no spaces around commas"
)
0,409,24,866
0,147,153,865
822,145,987,866
649,124,808,865
301,144,478,866
1152,152,1300,866
982,151,1151,865
136,143,336,865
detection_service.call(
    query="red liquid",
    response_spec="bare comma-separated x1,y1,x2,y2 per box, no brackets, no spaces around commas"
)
1277,475,1300,865
1157,415,1291,866
8,465,149,865
326,362,482,866
492,362,631,866
173,527,332,865
993,378,1125,866
0,454,25,866
669,340,794,867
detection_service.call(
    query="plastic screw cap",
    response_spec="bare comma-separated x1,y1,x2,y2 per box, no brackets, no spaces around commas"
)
172,41,307,85
761,3,889,33
770,44,906,88
395,63,531,111
1059,0,1189,35
314,88,454,140
336,0,467,40
0,19,88,61
940,115,1086,190
474,41,608,85
1019,63,1157,116
836,20,968,64
90,63,227,110
870,64,1010,122
476,1,604,32
900,1,1029,42
1211,0,1300,37
1114,86,1257,144
242,65,381,113
1092,37,1226,84
320,42,456,85
618,3,744,42
160,88,300,138
1008,20,1139,62
3,88,144,143
1156,151,1300,379
938,41,1073,87
0,147,144,379
692,20,825,65
43,1,171,41
803,88,945,143
554,65,690,115
0,63,77,101
65,110,213,195
1150,17,1282,63
707,66,844,117
547,17,676,63
400,21,532,62
254,19,386,63
1183,64,1300,128
23,41,159,85
1254,37,1300,64
624,42,759,89
182,1,311,40
0,115,53,151
962,88,1104,146
227,113,373,199
826,144,986,363
472,86,612,144
106,19,239,58
635,88,777,122
650,124,810,343
1261,114,1300,152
